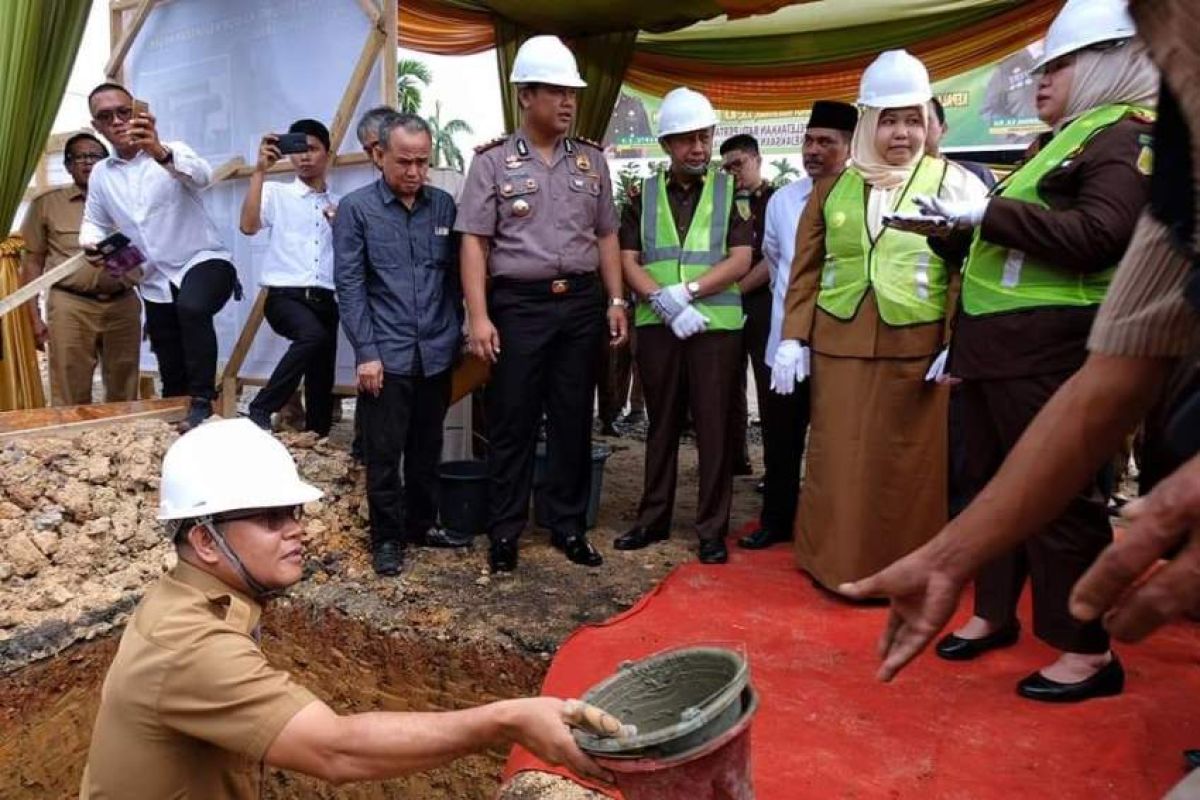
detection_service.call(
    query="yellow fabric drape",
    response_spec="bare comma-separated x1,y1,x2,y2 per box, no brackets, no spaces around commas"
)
0,236,46,411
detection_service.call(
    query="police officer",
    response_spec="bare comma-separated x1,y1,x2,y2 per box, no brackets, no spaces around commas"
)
80,419,625,797
616,88,754,564
456,36,629,573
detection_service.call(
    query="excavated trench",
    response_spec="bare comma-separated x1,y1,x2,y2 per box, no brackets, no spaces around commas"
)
0,419,743,798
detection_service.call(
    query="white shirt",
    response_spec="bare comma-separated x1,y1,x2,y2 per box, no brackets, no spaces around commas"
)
79,141,231,303
761,176,813,366
256,177,339,290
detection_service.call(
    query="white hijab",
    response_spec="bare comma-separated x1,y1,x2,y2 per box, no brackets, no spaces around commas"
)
1060,38,1159,127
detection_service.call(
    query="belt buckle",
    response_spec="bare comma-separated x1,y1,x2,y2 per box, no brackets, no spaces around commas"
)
550,279,569,295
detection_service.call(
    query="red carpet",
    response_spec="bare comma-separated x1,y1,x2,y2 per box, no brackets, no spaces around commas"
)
504,527,1200,799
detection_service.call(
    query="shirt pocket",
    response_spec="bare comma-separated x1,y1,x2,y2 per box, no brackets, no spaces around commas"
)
365,225,402,269
429,226,453,268
567,175,602,198
496,177,539,222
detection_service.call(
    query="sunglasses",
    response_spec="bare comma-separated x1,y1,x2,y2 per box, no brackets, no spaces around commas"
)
213,505,303,531
93,106,134,125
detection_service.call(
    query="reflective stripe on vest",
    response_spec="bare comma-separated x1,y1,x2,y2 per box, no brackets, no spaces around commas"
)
635,168,741,329
962,104,1154,316
817,156,951,327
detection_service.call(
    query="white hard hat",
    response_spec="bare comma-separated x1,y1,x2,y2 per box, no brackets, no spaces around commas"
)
657,87,719,138
857,50,933,109
1031,0,1136,73
509,35,587,88
158,418,322,521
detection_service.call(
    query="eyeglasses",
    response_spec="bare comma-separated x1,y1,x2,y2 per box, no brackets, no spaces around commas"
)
93,106,133,125
213,505,303,531
66,152,106,165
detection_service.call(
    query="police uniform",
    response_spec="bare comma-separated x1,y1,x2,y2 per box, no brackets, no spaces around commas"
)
20,185,140,406
80,561,317,798
455,131,618,546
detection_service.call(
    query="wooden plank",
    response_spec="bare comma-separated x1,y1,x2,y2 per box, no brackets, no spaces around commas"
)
450,354,490,405
106,0,158,79
0,253,89,319
219,287,268,386
0,398,188,440
109,2,126,84
356,0,382,27
328,28,386,156
228,150,372,180
209,155,246,184
381,0,398,106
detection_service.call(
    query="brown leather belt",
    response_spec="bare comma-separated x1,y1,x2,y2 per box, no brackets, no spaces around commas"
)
51,284,128,302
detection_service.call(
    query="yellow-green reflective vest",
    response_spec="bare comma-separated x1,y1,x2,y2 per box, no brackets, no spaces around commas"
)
817,156,950,327
962,104,1154,316
635,169,742,329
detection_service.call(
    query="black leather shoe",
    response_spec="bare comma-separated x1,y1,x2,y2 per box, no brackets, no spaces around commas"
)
179,398,213,432
599,422,619,437
561,535,603,567
732,459,754,477
1184,749,1200,771
699,539,729,564
622,410,646,425
737,527,788,550
372,541,405,576
935,620,1021,661
420,527,473,548
1016,657,1124,703
754,478,766,495
489,539,518,573
246,408,272,431
614,526,669,551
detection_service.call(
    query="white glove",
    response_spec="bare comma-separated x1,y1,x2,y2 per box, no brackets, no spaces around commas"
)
925,347,950,382
913,195,989,230
669,305,708,339
771,339,811,395
650,283,693,323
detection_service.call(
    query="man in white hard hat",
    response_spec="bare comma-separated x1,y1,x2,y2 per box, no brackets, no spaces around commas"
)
80,418,625,797
456,35,629,573
616,87,753,564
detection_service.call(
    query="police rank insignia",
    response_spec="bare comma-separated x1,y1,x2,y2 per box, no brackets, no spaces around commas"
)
735,197,752,221
1136,144,1154,176
505,154,522,170
575,153,591,172
512,199,531,217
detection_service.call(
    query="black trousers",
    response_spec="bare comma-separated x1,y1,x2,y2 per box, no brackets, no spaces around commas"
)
759,380,810,536
249,288,339,436
359,369,450,547
964,372,1112,654
486,278,604,543
142,260,237,400
732,288,772,469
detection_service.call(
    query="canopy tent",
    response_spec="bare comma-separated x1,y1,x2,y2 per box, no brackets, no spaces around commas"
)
400,0,1062,136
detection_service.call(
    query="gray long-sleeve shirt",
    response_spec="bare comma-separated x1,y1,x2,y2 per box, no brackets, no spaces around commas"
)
333,180,462,376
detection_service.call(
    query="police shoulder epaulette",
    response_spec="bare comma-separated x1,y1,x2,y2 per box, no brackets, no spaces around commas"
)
571,135,604,150
474,135,507,154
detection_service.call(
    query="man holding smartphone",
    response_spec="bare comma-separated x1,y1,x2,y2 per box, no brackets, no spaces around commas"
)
239,120,340,436
80,82,239,431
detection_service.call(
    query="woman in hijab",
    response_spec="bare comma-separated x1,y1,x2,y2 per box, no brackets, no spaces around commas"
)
773,50,988,596
916,0,1158,702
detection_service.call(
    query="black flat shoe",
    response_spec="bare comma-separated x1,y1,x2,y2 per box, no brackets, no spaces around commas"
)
488,539,518,573
698,539,728,564
562,535,603,567
1016,657,1124,703
421,527,473,548
614,526,669,551
371,541,405,576
935,620,1021,661
737,527,788,550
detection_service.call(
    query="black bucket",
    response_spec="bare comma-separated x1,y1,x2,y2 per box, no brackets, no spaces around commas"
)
438,460,488,538
533,444,612,530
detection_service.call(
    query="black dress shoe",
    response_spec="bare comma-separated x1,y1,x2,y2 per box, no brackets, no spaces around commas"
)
699,539,728,564
614,526,669,551
935,620,1021,661
599,422,619,437
732,459,754,477
737,527,788,550
421,527,473,548
246,408,272,431
179,398,213,432
489,539,518,573
621,410,646,426
561,535,603,567
372,541,405,576
754,478,765,495
1184,749,1200,771
1016,657,1125,703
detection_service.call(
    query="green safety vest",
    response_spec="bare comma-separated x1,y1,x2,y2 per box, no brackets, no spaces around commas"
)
817,156,950,327
962,103,1154,316
635,168,742,329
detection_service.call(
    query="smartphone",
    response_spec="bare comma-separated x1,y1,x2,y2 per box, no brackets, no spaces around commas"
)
132,99,150,118
276,132,309,155
95,231,146,277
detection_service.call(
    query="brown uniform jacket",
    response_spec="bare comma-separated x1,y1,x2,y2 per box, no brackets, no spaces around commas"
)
952,116,1154,379
80,561,316,799
454,131,618,281
20,186,127,295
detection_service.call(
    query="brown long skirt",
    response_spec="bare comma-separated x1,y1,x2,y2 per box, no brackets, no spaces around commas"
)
794,352,949,590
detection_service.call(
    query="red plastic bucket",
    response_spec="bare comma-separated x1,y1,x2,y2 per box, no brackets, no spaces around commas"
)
595,687,758,800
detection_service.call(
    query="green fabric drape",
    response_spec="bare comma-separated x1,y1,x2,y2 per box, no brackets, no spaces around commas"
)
494,21,637,141
0,0,92,233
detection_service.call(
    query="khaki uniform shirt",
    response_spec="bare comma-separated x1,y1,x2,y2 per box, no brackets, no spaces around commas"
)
20,186,126,296
80,561,317,799
454,131,618,280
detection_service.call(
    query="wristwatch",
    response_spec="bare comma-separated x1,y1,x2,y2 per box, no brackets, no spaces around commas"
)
609,297,629,309
154,146,174,165
686,280,702,298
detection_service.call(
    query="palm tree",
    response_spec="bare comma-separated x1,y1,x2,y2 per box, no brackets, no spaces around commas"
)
770,157,801,187
427,101,474,172
397,59,432,114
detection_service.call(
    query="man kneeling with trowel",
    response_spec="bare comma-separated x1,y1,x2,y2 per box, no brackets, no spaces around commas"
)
79,418,631,798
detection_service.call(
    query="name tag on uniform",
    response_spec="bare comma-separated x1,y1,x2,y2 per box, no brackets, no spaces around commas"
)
435,226,449,236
